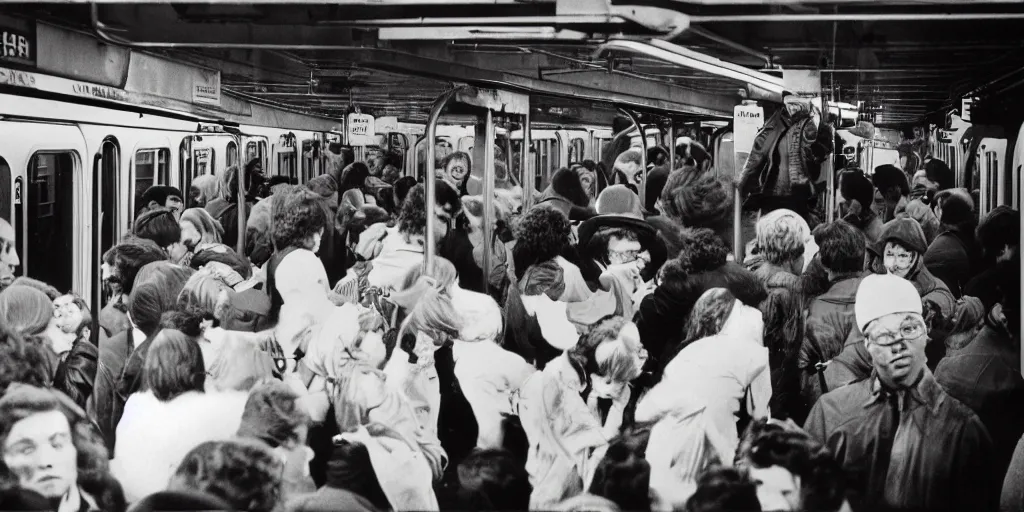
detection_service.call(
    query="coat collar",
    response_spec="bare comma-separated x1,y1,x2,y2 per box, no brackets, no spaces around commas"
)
866,369,944,414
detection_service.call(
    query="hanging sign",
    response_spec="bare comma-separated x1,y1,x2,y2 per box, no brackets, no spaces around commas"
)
734,102,764,177
192,69,221,106
376,116,399,134
733,103,764,155
13,176,21,206
346,113,376,145
961,97,974,123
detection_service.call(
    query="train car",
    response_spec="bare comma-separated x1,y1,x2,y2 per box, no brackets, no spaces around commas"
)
0,18,341,298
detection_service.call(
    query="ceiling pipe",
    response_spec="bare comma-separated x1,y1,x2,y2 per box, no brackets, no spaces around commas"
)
689,12,1024,22
684,26,773,68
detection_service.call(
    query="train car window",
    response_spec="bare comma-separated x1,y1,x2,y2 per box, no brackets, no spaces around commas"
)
227,141,238,168
193,147,214,176
26,152,75,292
569,138,585,164
0,157,10,223
100,138,120,257
134,148,170,217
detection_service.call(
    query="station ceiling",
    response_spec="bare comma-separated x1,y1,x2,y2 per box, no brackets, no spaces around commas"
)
13,1,1024,127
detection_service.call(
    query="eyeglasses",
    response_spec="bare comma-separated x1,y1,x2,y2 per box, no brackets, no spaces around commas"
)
866,321,926,347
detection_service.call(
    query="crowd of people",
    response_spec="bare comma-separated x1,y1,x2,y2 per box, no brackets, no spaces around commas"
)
0,137,1020,512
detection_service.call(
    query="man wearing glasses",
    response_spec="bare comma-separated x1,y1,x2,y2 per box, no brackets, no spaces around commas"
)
804,273,995,512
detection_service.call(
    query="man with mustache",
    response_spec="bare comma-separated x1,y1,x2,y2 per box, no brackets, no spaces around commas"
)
804,273,995,512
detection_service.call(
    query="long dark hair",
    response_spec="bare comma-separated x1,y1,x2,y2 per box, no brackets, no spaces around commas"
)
550,168,590,208
338,162,371,194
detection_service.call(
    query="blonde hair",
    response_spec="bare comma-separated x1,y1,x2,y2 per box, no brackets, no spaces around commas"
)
451,288,502,342
177,269,233,323
400,257,458,292
398,286,462,347
180,208,224,245
754,208,807,265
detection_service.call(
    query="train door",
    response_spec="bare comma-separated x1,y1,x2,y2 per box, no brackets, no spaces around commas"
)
1011,122,1024,210
0,122,87,294
977,138,1007,216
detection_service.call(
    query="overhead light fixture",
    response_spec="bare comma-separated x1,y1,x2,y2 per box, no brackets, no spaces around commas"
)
378,26,589,40
596,38,785,95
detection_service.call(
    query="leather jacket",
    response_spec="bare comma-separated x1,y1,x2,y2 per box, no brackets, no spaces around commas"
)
739,107,834,201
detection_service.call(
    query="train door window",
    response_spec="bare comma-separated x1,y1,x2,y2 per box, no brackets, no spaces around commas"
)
100,138,120,257
0,157,9,224
133,148,170,217
25,152,75,292
246,140,268,170
569,138,585,164
301,139,316,181
278,149,297,182
227,141,238,169
193,147,214,176
179,139,193,207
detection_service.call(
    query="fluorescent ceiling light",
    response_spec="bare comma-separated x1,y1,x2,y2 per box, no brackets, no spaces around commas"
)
598,39,785,95
378,26,589,40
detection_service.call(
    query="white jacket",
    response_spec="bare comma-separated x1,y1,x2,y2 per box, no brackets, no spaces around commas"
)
636,300,771,459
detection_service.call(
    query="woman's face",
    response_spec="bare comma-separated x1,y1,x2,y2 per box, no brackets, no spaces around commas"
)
179,219,202,251
2,410,78,499
606,236,645,267
446,158,470,184
53,296,84,335
883,241,917,278
307,229,324,254
358,331,387,369
576,169,596,198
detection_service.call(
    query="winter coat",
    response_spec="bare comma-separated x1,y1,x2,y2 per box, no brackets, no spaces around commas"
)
510,353,608,509
739,105,833,201
895,197,940,245
800,273,863,397
111,389,249,503
935,320,1024,483
634,262,766,373
1002,436,1024,512
924,225,977,298
804,371,996,512
750,263,805,421
452,339,536,449
299,304,447,481
98,299,130,338
88,326,144,452
52,339,98,410
637,300,770,458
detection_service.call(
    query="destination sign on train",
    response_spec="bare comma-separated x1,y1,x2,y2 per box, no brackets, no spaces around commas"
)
0,16,34,67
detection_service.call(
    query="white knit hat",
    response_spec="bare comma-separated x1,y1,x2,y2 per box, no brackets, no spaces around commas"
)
854,273,922,332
